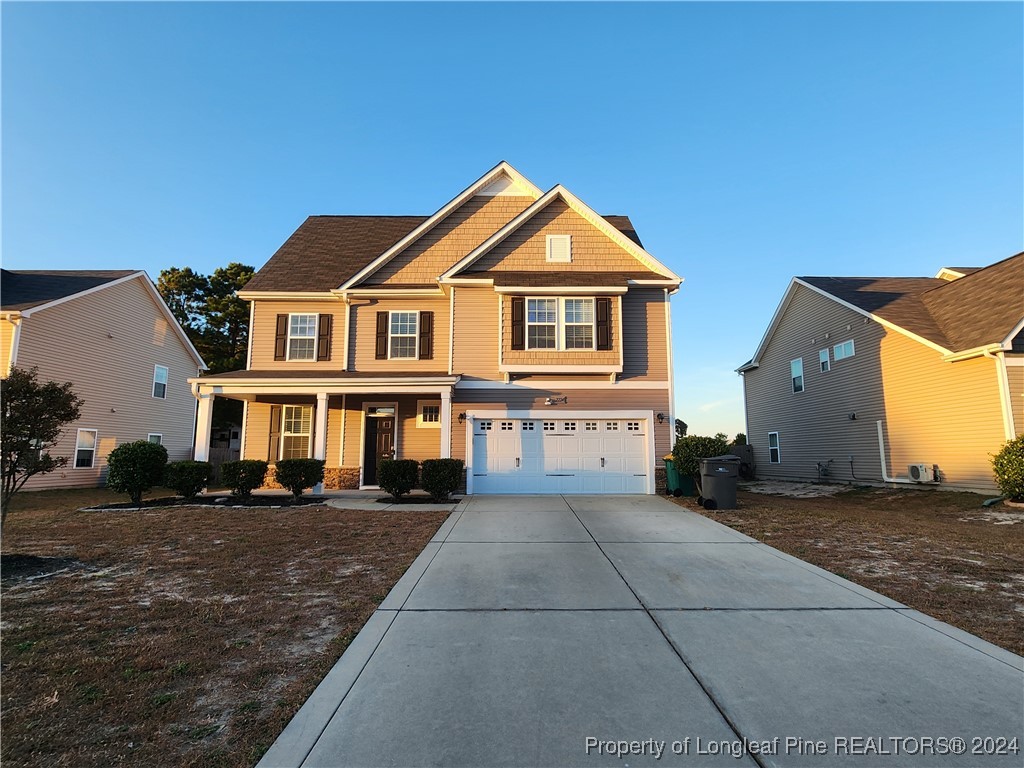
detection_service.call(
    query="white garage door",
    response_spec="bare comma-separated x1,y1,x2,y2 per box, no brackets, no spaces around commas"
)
471,418,649,494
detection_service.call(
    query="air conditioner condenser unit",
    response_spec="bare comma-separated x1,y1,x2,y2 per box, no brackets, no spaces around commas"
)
908,464,935,482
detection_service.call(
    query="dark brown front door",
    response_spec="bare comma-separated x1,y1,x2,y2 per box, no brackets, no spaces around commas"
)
363,416,394,485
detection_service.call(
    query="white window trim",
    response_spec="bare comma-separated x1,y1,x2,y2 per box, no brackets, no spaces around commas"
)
74,429,98,469
286,313,319,362
152,365,168,399
416,399,441,429
525,297,596,352
819,349,830,373
387,310,419,360
147,433,163,445
768,431,781,464
790,358,804,393
545,234,572,263
833,339,855,361
279,404,313,460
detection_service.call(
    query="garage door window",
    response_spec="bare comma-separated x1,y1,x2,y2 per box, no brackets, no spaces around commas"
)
605,421,619,431
522,421,536,431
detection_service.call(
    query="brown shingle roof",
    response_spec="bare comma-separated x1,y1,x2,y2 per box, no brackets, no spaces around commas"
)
801,252,1024,353
1,270,138,312
242,215,645,292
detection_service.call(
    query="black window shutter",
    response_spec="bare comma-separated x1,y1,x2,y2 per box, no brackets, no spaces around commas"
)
375,312,389,359
268,405,282,462
419,311,434,360
317,314,332,361
274,315,288,360
596,298,611,351
511,297,525,350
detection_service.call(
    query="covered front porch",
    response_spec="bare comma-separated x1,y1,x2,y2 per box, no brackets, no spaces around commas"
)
189,371,460,490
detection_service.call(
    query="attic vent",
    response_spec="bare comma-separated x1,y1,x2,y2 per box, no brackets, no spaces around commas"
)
546,235,572,263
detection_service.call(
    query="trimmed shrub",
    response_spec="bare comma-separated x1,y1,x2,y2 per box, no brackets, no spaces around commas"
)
671,434,730,485
221,459,268,501
992,436,1024,502
275,458,325,499
106,440,169,505
378,459,418,500
421,458,464,501
164,460,212,500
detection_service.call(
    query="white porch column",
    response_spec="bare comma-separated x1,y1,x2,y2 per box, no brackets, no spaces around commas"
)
313,392,329,493
194,392,214,462
440,388,452,459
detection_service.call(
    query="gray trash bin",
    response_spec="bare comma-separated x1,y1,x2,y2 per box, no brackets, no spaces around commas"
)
699,454,741,510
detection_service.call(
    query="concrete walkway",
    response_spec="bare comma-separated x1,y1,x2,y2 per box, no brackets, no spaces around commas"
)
259,495,1024,768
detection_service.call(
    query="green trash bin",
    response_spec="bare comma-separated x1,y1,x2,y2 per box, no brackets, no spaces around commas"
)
663,458,694,497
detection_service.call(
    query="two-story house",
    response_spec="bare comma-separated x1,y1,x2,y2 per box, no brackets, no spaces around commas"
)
190,162,682,494
1,270,207,489
737,253,1024,492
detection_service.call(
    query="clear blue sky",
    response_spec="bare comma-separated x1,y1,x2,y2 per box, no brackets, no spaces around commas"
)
4,2,1021,437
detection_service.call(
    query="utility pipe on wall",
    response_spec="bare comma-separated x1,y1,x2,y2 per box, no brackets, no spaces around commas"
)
876,420,914,484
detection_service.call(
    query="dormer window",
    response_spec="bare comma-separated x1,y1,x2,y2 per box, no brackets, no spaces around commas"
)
545,235,572,263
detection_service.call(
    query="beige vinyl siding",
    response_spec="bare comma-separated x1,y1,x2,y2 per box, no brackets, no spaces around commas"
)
451,287,501,380
1,317,15,372
621,288,668,381
350,298,449,371
243,397,345,464
501,295,619,366
365,197,534,285
249,300,346,369
243,401,274,462
743,284,1005,490
472,199,648,273
1007,358,1023,436
339,395,442,481
14,276,200,489
450,388,671,463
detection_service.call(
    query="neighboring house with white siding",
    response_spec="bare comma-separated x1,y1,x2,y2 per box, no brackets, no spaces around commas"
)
1,270,207,489
190,162,681,494
738,253,1024,492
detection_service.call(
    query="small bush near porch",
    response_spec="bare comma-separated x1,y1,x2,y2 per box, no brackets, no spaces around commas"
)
0,489,448,767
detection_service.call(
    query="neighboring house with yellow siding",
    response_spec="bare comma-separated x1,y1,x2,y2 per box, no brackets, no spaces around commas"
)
190,162,682,494
738,254,1024,491
1,270,207,489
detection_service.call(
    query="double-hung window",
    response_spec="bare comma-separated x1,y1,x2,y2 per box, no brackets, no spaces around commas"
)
833,339,855,361
768,432,781,463
75,429,97,469
288,314,317,361
790,358,804,393
526,297,595,350
389,312,418,359
280,405,312,460
819,349,830,373
153,365,168,399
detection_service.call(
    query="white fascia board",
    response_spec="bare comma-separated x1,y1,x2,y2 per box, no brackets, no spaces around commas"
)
740,278,801,372
440,185,682,283
236,291,339,300
343,288,445,298
339,161,543,290
492,286,628,295
440,277,494,286
455,379,670,390
794,278,952,356
628,279,683,286
935,268,967,280
465,408,655,420
190,375,461,389
497,364,623,374
1001,317,1024,348
941,343,1006,363
20,271,144,317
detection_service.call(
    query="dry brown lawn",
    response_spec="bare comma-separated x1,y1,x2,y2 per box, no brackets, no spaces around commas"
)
676,486,1024,656
1,489,448,768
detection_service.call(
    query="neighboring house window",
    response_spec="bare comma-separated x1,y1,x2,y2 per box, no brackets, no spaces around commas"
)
819,349,830,372
790,358,804,393
527,299,557,349
526,297,596,350
389,312,419,359
545,234,572,263
148,433,163,445
768,432,781,463
288,314,317,361
833,339,855,360
417,400,441,428
75,429,97,469
563,299,595,349
153,365,168,399
280,405,312,460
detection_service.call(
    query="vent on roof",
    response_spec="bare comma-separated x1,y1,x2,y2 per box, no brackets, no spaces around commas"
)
546,235,572,264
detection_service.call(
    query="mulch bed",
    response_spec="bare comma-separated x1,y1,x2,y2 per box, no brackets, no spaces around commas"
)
82,495,334,510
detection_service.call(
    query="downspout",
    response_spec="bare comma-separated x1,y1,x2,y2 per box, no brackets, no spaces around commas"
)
342,295,352,372
5,314,22,376
876,420,914,484
664,288,675,438
984,350,1015,440
448,286,455,375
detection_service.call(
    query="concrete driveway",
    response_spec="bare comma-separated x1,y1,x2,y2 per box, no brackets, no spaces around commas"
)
259,495,1023,767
